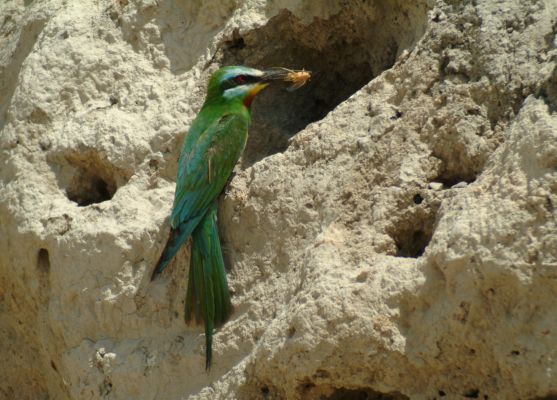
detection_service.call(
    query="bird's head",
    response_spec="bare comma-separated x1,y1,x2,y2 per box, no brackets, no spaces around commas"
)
206,66,284,108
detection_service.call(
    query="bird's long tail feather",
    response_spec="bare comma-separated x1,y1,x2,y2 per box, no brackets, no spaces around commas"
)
185,202,232,370
151,215,204,281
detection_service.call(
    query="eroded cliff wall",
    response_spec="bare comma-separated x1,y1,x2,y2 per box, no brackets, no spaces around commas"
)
0,0,556,399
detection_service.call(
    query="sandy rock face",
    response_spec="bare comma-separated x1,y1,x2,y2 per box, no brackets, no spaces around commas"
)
1,0,556,399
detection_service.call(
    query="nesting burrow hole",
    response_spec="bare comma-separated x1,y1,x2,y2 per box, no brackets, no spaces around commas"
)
326,387,409,400
429,141,480,188
218,1,431,166
538,59,557,113
37,248,50,273
293,383,410,400
433,173,476,190
48,150,131,207
394,225,432,258
387,192,439,258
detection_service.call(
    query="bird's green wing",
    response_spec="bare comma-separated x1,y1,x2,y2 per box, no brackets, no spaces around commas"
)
170,112,249,229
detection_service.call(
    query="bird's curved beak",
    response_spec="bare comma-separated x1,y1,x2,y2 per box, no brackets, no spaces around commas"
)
247,68,290,94
261,68,311,91
261,68,290,83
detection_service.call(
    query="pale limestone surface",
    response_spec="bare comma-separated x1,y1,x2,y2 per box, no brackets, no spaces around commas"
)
0,1,556,399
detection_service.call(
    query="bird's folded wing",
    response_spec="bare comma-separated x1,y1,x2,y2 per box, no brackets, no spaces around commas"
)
170,113,248,228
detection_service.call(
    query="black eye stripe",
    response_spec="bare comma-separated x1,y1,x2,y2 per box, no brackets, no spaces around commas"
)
237,74,260,84
222,74,260,90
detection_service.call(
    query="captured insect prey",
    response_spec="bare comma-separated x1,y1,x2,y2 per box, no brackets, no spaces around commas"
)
284,69,311,91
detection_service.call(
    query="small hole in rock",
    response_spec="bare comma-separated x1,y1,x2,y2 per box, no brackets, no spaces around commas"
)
463,389,480,398
68,174,112,207
29,107,51,125
261,386,270,395
388,197,437,258
391,110,403,120
287,326,296,338
109,10,120,23
50,360,58,372
314,369,330,379
225,28,245,50
356,270,369,283
48,150,130,207
148,159,159,170
537,61,557,113
433,173,476,189
37,248,50,273
395,229,431,258
326,387,410,400
531,394,557,400
438,390,446,397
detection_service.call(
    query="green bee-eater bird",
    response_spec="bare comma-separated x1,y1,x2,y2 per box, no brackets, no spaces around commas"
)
151,66,293,370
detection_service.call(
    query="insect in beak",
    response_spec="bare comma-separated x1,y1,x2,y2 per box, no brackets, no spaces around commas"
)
261,68,311,91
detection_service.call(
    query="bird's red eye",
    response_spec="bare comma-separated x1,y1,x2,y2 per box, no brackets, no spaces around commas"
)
236,75,247,84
